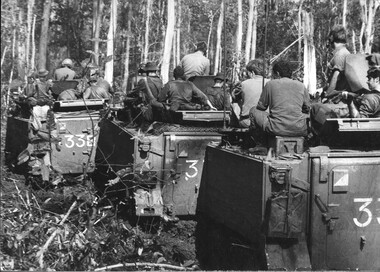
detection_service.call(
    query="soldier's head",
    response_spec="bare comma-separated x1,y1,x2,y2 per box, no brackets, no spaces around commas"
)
143,62,158,76
62,58,74,68
173,66,185,80
246,59,264,77
196,42,207,56
327,25,347,48
272,60,293,78
367,67,380,91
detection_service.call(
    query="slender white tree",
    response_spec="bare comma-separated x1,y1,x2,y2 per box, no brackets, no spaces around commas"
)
161,0,175,84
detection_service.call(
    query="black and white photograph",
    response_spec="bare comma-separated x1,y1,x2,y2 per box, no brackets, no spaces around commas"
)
1,0,379,270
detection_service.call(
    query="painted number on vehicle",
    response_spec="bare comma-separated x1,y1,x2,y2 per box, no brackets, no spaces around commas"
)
63,134,94,148
185,160,198,181
353,198,380,227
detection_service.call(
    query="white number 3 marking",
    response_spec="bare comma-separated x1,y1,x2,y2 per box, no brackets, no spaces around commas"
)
185,160,198,179
353,198,374,227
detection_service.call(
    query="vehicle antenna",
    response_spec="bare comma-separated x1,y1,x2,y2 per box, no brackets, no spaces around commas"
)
263,0,270,90
223,0,227,129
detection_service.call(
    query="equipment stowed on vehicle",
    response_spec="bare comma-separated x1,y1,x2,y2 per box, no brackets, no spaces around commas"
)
5,80,105,184
196,117,380,270
95,75,229,219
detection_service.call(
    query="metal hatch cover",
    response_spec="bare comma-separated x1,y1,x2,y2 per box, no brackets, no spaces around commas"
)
325,158,380,270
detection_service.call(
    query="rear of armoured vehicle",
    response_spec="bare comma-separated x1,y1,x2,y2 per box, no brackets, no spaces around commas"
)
196,118,380,270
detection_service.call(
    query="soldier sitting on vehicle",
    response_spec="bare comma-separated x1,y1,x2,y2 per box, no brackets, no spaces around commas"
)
83,76,112,99
157,66,217,112
179,41,211,80
203,73,231,111
340,67,380,118
54,58,76,81
249,60,310,146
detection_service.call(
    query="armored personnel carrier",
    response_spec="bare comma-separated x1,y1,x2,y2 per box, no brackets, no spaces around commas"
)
196,117,380,270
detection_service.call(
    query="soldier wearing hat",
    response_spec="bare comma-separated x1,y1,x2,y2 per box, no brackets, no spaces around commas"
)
54,58,76,81
179,41,210,80
25,69,53,105
204,73,231,110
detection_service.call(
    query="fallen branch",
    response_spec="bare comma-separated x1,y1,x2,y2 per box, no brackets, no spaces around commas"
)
36,200,77,269
94,262,189,271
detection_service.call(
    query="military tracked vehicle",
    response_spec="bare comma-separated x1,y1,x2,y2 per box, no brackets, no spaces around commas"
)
196,117,380,270
93,75,229,218
5,80,105,185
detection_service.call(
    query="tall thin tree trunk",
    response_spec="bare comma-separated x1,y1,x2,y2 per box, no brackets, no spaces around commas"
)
206,12,215,59
214,1,224,74
298,0,304,64
236,0,243,73
7,29,16,107
38,0,52,70
303,10,317,96
93,0,104,65
352,30,357,54
26,0,35,75
250,0,257,60
104,0,117,85
161,0,175,84
245,0,254,64
176,0,181,65
31,15,36,72
143,0,152,63
122,3,131,93
342,0,347,28
17,9,27,80
364,0,379,53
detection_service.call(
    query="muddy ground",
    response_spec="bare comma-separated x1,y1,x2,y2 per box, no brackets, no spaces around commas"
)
0,117,199,271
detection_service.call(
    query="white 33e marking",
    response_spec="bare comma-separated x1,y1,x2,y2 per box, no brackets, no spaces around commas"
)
63,134,94,148
352,198,380,227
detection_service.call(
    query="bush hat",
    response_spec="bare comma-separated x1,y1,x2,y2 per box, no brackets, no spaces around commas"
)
215,72,227,82
38,69,49,77
143,62,158,72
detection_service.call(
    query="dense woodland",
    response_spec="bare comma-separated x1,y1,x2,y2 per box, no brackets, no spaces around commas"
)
1,0,379,101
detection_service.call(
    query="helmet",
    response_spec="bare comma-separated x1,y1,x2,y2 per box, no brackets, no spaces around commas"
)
62,58,74,68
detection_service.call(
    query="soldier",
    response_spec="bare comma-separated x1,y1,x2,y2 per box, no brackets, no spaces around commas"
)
157,66,216,111
203,73,231,111
179,42,210,80
231,59,268,128
342,67,380,118
54,58,76,81
250,60,310,145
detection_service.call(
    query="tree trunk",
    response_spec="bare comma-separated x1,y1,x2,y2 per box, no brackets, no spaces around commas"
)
206,11,215,59
352,29,357,54
245,0,254,64
214,1,224,74
298,0,304,64
31,15,36,72
143,0,152,63
26,0,35,75
342,0,347,28
250,0,257,60
17,9,27,80
176,0,181,65
161,0,175,84
104,0,117,85
122,3,132,93
303,10,317,96
364,0,380,53
38,0,52,70
236,0,243,72
7,29,16,107
93,0,104,65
